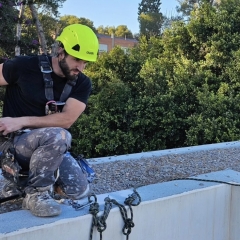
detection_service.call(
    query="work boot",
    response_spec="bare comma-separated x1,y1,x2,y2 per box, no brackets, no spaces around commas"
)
2,181,22,197
22,190,61,217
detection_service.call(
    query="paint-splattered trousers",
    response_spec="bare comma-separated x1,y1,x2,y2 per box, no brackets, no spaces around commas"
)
12,127,89,199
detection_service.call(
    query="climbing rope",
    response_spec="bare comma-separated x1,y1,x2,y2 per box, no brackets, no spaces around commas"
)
89,193,111,240
88,189,141,240
172,177,240,186
86,178,240,240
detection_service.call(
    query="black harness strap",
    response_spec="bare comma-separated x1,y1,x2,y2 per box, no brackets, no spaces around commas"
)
39,55,54,101
60,79,76,102
38,54,76,102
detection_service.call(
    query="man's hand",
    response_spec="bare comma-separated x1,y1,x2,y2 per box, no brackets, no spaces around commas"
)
0,117,24,135
0,98,86,135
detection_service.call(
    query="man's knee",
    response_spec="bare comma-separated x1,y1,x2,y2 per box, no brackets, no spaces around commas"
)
39,127,72,153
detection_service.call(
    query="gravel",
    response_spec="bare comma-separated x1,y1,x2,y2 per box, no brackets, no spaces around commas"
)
1,146,240,215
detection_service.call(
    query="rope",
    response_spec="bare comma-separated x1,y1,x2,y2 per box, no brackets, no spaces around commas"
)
172,177,240,186
109,198,134,240
88,188,141,240
89,193,103,240
87,177,240,240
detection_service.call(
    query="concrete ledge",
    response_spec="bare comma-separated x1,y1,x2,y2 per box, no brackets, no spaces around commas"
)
1,169,240,240
89,140,240,164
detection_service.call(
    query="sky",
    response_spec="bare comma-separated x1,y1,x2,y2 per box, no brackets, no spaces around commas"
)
58,0,180,34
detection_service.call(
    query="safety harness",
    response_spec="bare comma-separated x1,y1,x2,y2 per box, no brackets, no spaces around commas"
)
38,54,77,115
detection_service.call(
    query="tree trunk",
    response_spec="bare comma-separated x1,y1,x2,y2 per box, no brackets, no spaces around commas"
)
29,4,48,54
51,25,61,56
15,2,26,56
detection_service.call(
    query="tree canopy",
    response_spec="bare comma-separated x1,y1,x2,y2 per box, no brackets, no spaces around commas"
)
138,0,164,39
177,0,221,17
97,25,133,38
69,0,240,157
0,0,18,60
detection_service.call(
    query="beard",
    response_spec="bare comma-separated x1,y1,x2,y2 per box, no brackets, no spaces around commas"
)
58,56,79,81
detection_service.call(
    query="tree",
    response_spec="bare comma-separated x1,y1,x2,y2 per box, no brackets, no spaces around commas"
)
28,0,66,54
59,15,97,33
15,1,26,56
96,25,133,38
0,0,66,57
97,25,115,36
97,25,107,34
77,0,240,157
115,25,133,38
173,0,240,145
29,3,48,54
177,0,221,17
38,13,59,54
20,0,66,55
138,0,164,39
0,1,47,58
0,0,18,60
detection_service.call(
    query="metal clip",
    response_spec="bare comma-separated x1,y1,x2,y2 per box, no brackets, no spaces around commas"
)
45,100,58,115
40,64,52,73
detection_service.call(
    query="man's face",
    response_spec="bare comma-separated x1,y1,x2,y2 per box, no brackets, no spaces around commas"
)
58,53,88,81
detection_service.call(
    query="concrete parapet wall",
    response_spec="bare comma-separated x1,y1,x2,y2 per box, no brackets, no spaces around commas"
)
230,185,240,240
1,169,240,240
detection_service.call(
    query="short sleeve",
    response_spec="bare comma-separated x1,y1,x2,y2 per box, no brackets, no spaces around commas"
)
2,58,20,84
70,73,92,105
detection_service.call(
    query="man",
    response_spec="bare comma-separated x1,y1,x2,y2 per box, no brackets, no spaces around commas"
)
0,24,99,217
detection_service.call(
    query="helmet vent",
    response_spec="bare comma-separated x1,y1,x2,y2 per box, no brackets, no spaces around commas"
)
72,44,80,52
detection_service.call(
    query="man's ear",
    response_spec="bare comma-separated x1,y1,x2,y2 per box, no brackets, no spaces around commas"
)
57,47,65,58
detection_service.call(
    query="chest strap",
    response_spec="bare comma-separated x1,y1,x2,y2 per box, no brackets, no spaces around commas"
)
38,54,76,102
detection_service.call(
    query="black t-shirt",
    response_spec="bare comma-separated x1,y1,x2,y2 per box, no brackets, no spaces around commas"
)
2,55,92,117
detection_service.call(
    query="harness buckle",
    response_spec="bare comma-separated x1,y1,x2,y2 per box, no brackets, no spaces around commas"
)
40,61,52,73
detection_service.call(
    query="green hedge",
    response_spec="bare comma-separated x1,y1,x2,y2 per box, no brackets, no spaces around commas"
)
71,0,240,158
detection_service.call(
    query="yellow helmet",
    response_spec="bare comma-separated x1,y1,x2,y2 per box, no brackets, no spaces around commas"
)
56,24,99,62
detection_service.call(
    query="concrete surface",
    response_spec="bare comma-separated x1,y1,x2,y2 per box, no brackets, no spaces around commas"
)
89,140,240,164
1,169,240,236
1,141,240,240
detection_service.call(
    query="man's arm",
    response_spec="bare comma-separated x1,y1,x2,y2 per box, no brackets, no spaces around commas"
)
0,97,86,135
0,63,9,86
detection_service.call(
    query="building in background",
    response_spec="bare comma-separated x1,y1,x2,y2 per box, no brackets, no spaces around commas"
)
98,34,138,53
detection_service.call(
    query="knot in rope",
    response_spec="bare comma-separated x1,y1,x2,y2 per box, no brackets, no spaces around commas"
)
96,216,107,233
89,202,99,216
122,218,135,236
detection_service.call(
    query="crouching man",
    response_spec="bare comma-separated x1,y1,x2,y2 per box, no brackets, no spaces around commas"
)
0,24,98,217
